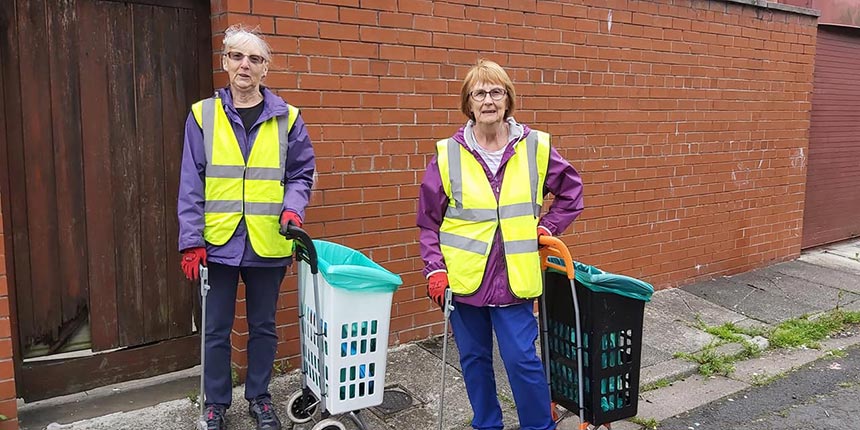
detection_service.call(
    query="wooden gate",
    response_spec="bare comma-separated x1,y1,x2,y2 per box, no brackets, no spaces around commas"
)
0,0,212,400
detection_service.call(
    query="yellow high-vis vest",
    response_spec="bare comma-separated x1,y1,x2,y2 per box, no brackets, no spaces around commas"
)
191,95,300,258
436,130,551,298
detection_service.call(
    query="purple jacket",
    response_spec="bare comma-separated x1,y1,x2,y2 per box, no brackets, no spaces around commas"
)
417,122,584,306
177,87,316,267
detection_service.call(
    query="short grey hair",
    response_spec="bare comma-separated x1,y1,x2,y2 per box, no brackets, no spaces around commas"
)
222,24,272,63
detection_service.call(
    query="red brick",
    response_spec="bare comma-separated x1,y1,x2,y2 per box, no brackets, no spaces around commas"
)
253,0,296,17
379,12,411,28
414,15,447,32
320,23,359,41
398,0,432,15
380,45,414,61
296,3,339,22
0,380,14,402
340,7,377,25
224,14,274,34
433,3,464,18
224,0,250,13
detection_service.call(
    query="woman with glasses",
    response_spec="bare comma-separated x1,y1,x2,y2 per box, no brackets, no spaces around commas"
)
177,24,315,430
417,59,584,430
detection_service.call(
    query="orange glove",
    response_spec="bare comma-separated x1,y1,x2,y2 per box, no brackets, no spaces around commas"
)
427,272,448,308
279,211,302,237
181,247,207,281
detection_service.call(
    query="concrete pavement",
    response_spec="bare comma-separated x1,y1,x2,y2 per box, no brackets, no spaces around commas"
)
20,239,860,430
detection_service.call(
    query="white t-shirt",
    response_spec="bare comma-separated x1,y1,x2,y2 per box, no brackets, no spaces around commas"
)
464,118,524,177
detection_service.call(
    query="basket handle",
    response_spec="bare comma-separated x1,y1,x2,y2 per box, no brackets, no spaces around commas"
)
286,225,318,274
539,235,574,280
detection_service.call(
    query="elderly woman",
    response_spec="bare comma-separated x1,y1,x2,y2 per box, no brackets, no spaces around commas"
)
178,25,315,430
417,59,584,430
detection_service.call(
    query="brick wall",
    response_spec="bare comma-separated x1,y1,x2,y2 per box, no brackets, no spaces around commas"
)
0,196,18,427
210,0,818,368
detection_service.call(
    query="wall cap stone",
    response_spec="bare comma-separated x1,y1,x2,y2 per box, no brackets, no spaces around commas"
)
722,0,821,17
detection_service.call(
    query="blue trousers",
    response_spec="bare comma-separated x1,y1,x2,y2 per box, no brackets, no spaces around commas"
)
202,263,285,407
449,301,555,430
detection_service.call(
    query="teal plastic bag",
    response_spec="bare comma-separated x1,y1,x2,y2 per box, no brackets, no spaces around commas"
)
547,257,654,302
313,240,402,293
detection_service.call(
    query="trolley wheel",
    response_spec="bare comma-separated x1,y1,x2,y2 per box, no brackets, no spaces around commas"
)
285,390,318,423
311,418,346,430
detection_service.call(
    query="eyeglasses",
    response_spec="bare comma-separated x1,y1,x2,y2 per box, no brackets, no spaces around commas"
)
470,88,507,102
225,51,266,65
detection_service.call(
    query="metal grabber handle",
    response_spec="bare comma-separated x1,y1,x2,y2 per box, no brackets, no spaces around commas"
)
197,265,210,430
437,288,454,430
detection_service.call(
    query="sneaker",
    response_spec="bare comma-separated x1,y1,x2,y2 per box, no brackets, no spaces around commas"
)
248,396,282,430
204,404,227,430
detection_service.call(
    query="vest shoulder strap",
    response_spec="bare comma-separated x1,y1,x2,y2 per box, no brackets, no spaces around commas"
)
191,92,221,128
435,138,461,202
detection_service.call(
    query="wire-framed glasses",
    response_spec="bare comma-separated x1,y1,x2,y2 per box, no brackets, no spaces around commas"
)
470,88,507,102
225,51,266,65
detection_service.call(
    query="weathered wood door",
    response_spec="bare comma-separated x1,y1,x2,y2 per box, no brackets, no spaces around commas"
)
0,0,212,400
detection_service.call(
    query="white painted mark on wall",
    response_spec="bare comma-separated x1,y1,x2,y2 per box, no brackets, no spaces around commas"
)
791,147,806,169
607,10,613,33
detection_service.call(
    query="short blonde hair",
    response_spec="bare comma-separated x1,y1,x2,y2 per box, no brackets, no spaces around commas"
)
222,24,272,63
460,59,516,121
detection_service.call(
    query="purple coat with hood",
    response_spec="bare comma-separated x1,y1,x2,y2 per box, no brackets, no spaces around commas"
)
417,119,584,307
177,86,315,267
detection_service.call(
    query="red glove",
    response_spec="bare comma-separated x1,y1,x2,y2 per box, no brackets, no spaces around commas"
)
427,272,448,308
279,211,302,237
181,247,207,281
538,226,551,237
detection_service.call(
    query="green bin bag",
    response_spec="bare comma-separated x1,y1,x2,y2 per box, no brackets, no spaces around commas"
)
313,240,402,293
547,257,654,302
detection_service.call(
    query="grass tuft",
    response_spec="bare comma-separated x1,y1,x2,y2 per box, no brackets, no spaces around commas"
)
769,310,860,349
630,416,659,429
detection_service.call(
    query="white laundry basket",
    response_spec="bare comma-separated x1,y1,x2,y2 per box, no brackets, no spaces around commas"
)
297,240,401,416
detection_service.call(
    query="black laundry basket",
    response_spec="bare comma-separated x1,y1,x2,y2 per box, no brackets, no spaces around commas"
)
537,236,653,429
543,270,646,426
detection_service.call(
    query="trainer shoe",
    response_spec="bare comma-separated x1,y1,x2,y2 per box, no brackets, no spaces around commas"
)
205,404,227,430
248,396,282,430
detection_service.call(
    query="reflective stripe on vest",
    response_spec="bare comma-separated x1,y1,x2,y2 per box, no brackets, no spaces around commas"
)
191,95,300,257
437,130,550,298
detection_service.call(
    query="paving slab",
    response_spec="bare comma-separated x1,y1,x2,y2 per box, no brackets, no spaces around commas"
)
770,260,860,295
382,343,471,429
734,268,856,314
641,288,746,354
639,358,699,387
18,368,198,430
820,241,860,260
639,343,673,368
635,375,749,421
415,332,516,416
798,251,860,276
681,276,810,324
730,345,832,386
553,411,640,430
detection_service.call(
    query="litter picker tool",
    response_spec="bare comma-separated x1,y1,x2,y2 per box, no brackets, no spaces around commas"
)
437,288,453,430
196,265,210,430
